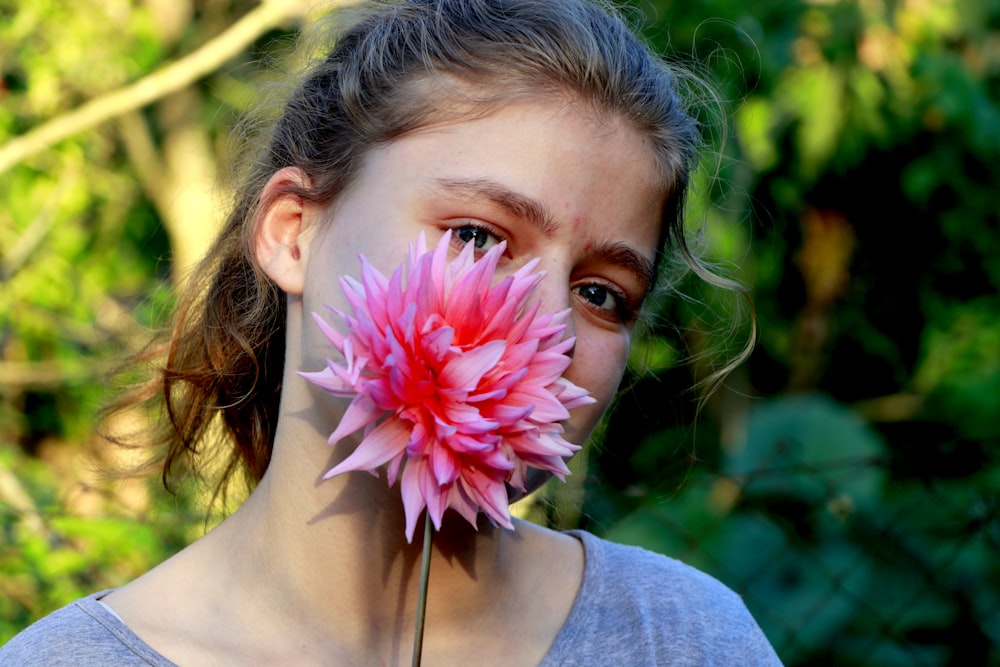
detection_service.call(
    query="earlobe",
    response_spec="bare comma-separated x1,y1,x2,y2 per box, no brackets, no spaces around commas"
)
254,167,317,295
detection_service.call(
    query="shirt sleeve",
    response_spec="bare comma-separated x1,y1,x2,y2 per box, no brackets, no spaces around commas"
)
0,592,177,667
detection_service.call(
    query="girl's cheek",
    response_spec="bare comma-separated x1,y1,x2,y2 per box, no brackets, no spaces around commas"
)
569,333,629,411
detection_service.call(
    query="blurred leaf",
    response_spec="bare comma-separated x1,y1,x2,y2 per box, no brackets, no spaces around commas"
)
727,394,885,503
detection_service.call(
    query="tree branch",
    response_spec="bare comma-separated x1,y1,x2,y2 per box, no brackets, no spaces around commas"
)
0,0,311,176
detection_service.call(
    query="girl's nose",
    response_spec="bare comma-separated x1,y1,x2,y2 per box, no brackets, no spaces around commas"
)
534,263,575,351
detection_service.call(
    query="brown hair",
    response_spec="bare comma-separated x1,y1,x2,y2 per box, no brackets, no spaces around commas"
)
108,0,733,497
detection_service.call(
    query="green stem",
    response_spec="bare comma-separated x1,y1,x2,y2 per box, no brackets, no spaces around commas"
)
411,512,433,667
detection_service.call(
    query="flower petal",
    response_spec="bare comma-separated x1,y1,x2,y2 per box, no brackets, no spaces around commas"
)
323,413,411,477
325,393,381,446
460,469,513,530
507,383,570,423
438,340,506,389
400,461,427,543
297,368,353,396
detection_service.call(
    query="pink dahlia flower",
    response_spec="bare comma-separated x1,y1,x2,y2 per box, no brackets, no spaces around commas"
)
300,232,595,541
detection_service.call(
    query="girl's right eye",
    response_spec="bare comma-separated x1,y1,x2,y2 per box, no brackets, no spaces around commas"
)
451,222,504,254
573,281,640,325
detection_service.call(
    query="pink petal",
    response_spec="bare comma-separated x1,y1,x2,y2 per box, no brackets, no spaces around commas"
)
520,454,572,481
438,340,506,389
385,264,406,326
523,350,573,387
551,378,598,409
429,415,458,441
325,393,381,446
447,484,481,527
297,368,354,396
393,301,417,346
496,339,540,375
360,258,390,325
385,450,405,486
460,470,513,530
400,461,427,543
510,256,543,288
419,461,450,530
484,402,534,425
507,431,578,458
311,311,346,350
365,377,400,411
426,235,450,309
507,462,527,491
482,279,543,341
429,441,460,486
478,447,517,473
421,323,455,361
441,400,498,431
488,366,529,393
324,414,411,478
340,276,368,315
542,336,575,358
466,387,507,403
443,432,495,454
507,383,570,423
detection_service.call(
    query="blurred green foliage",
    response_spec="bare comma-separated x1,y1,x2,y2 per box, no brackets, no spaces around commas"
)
585,0,1000,664
0,444,204,642
1,0,997,664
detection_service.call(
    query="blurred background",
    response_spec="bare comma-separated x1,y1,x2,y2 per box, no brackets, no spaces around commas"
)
1,0,997,664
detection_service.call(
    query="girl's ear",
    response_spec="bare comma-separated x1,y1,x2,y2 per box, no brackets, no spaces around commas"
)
254,167,320,295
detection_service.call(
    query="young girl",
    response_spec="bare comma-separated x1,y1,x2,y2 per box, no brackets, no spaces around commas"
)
1,0,780,664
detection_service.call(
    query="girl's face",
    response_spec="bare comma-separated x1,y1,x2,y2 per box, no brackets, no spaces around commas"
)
300,98,664,451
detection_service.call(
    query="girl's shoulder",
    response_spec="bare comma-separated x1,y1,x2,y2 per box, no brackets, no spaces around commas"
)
539,529,783,666
0,591,176,667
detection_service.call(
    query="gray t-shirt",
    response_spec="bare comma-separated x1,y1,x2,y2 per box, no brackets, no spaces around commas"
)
1,530,781,665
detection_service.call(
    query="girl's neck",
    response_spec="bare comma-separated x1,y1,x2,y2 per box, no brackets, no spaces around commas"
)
222,425,515,636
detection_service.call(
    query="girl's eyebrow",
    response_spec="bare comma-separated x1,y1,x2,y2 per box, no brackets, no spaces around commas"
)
431,176,656,295
431,177,559,237
589,240,655,297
